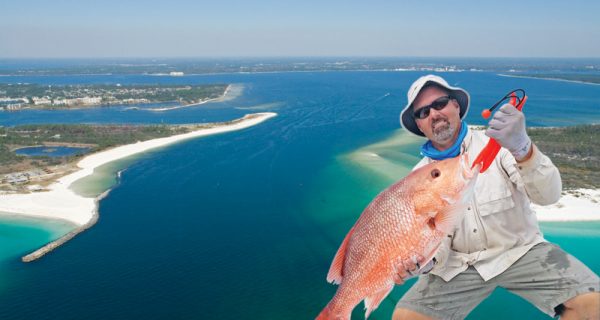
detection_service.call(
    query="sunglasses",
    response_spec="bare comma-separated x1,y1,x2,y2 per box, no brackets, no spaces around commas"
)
413,95,453,119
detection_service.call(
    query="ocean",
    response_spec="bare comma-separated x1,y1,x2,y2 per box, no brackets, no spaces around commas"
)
0,68,599,319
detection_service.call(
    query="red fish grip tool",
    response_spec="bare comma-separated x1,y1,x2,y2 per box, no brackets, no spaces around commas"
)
471,89,527,173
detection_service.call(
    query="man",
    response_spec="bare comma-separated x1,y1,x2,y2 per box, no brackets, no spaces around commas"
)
392,75,600,320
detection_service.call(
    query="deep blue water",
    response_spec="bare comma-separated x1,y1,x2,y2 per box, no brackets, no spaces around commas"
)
14,146,90,157
0,71,599,319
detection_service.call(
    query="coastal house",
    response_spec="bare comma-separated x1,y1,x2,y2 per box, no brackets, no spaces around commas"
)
5,103,23,110
32,96,52,105
4,173,29,184
27,184,44,192
81,96,102,105
52,98,68,106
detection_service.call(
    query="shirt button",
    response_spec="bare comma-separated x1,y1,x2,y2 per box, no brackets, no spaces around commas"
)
467,207,471,211
473,228,477,233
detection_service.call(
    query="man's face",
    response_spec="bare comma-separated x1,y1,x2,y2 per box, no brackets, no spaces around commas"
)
413,86,461,146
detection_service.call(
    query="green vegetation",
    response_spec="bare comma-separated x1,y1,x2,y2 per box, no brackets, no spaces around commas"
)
0,124,191,175
0,143,21,165
0,83,229,109
529,124,600,190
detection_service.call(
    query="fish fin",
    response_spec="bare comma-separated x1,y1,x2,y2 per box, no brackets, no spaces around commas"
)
316,304,351,320
441,195,456,205
326,226,355,285
435,203,467,235
364,284,394,319
315,305,332,320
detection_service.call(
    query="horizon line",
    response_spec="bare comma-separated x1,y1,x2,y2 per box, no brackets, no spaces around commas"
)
1,56,600,60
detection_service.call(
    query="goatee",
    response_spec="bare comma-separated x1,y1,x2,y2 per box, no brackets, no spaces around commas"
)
431,119,456,144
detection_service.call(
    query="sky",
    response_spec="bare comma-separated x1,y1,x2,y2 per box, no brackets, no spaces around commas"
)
1,0,599,58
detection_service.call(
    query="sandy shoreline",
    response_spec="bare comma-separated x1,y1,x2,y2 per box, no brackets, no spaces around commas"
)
147,84,237,111
0,112,277,226
498,73,600,86
534,189,600,221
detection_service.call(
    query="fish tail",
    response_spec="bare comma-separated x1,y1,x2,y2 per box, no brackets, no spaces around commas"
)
315,303,350,320
315,305,332,320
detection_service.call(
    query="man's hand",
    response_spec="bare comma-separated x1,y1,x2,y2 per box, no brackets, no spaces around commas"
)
392,255,435,285
485,103,532,161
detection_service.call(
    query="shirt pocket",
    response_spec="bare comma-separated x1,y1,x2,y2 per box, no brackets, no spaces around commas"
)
476,186,515,216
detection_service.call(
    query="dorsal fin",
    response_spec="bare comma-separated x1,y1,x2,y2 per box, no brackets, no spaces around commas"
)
326,226,355,285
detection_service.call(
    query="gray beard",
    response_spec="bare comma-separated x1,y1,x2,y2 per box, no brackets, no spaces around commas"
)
431,120,456,144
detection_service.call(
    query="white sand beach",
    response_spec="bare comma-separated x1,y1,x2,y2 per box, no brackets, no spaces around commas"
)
148,84,241,111
534,189,600,221
0,112,277,226
498,73,600,86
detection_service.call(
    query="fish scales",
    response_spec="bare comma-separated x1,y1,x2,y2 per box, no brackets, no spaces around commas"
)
317,154,479,320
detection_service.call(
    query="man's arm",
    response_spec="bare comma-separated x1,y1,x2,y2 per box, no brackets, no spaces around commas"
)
487,104,562,205
511,143,562,205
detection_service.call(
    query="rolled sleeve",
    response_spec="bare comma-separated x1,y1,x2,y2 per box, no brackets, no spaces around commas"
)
515,144,562,205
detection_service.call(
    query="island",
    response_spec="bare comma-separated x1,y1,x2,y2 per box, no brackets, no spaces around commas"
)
0,83,230,110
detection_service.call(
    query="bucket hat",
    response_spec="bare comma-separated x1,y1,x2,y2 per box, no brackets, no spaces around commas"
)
400,74,470,137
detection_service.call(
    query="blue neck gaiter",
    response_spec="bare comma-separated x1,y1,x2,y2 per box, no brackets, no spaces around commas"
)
420,121,468,160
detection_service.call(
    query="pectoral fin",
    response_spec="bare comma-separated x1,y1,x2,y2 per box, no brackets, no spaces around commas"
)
434,203,467,235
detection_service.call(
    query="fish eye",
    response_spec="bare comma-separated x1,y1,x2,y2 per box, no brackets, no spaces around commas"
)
431,169,441,179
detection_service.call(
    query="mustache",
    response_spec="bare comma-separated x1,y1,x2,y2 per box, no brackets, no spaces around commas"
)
431,116,449,127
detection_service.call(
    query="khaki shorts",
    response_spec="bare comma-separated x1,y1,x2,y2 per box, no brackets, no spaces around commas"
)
395,242,600,319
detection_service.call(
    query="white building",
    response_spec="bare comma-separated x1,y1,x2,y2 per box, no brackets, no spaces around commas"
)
52,98,68,105
80,96,102,105
6,103,23,110
32,96,52,105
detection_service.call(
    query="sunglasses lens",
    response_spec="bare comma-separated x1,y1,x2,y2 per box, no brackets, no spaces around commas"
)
432,97,450,110
414,96,451,119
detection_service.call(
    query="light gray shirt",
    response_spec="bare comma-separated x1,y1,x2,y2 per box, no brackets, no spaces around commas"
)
413,128,562,282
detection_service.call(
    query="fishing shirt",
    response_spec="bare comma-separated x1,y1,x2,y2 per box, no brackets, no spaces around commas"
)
413,128,562,282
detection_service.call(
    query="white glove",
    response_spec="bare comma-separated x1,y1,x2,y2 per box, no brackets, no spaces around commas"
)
485,103,532,161
410,258,435,276
393,256,436,284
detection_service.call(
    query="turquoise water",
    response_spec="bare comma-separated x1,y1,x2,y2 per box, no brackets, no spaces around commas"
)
14,146,90,157
312,133,600,319
0,214,74,295
0,214,75,261
0,70,598,319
